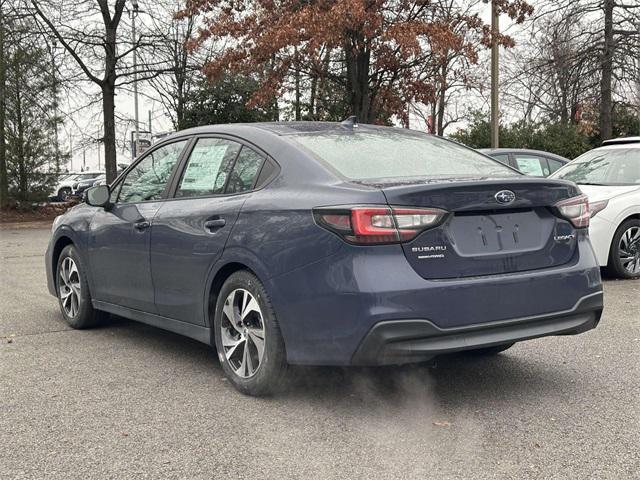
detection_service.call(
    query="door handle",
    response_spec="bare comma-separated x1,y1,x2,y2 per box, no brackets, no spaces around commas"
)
134,220,150,231
204,218,226,232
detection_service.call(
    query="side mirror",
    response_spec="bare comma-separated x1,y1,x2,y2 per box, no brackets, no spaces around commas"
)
86,185,111,208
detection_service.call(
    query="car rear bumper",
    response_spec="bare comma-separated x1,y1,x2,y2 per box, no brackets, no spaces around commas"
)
352,292,603,365
268,233,603,366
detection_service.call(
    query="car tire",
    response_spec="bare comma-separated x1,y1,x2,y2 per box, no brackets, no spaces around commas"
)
213,270,287,396
465,343,515,355
58,187,71,202
56,245,107,329
606,219,640,279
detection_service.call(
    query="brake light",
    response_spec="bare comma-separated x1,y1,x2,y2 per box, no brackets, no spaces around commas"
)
554,195,590,228
314,206,448,245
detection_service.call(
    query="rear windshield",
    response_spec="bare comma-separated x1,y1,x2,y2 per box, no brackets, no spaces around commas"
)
290,130,519,180
551,148,640,186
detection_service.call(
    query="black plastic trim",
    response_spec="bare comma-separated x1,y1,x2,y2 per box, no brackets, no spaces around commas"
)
352,292,604,365
93,300,211,345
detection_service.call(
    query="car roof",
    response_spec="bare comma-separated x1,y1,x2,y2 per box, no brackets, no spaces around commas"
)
168,121,416,138
479,148,569,162
590,142,640,152
601,136,640,146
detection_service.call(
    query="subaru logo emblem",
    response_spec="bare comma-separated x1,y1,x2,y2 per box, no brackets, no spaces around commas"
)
495,190,516,205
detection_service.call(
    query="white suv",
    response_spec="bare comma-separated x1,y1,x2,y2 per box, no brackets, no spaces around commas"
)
551,137,640,278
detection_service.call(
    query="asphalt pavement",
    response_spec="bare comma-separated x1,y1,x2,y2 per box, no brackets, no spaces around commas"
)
1,225,639,479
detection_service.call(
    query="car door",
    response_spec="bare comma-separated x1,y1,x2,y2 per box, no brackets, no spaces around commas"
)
87,139,190,313
150,137,268,324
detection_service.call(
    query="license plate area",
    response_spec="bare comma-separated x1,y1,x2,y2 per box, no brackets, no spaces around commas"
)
447,209,552,256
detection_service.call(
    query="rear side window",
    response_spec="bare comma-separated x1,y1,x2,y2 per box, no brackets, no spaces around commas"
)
176,138,241,198
225,147,265,194
291,131,518,180
547,158,564,174
491,153,511,165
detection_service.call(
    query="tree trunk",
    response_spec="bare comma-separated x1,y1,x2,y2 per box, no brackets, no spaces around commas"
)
309,73,317,120
599,0,614,140
102,83,117,182
294,47,301,121
345,34,371,122
0,10,9,209
103,22,118,183
14,67,27,200
436,63,447,136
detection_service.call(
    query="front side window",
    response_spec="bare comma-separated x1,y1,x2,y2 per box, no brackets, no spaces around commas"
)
117,140,188,203
176,138,241,198
291,130,519,181
551,148,640,185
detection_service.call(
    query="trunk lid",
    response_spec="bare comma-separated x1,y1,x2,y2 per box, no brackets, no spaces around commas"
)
374,177,582,279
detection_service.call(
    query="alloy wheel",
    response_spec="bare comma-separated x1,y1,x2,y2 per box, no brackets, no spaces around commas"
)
220,288,266,378
619,226,640,274
59,257,81,317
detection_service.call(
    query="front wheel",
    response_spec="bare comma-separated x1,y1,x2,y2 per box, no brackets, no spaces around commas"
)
56,245,107,328
213,271,287,396
607,219,640,279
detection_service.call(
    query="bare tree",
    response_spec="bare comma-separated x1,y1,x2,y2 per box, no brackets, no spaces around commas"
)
512,0,640,139
29,0,169,182
502,6,600,126
141,0,201,130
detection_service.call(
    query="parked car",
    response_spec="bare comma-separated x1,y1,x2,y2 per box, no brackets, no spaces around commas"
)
46,121,603,395
480,148,569,177
71,175,105,198
50,171,103,201
550,137,640,278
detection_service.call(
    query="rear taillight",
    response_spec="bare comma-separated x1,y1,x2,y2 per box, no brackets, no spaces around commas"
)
314,206,448,245
554,195,590,228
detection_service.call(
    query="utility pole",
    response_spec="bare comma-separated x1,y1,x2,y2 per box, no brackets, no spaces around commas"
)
49,39,60,174
130,1,140,157
490,0,499,148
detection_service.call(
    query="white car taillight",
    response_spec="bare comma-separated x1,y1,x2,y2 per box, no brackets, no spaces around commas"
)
555,195,590,228
589,199,609,218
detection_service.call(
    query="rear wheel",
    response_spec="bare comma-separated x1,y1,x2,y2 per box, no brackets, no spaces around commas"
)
56,245,107,328
465,343,515,356
607,219,640,279
213,271,287,396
